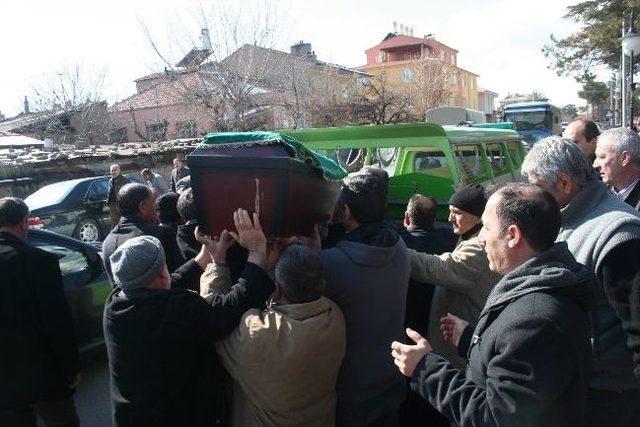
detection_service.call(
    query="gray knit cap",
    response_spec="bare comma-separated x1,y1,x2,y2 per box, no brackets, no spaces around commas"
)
109,235,166,290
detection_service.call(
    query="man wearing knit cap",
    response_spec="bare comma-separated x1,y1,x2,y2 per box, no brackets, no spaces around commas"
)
103,209,274,426
407,184,501,371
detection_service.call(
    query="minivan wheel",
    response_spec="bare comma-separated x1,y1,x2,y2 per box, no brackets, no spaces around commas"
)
74,219,101,243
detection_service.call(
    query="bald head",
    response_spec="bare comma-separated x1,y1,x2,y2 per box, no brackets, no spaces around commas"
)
110,164,121,178
563,119,599,158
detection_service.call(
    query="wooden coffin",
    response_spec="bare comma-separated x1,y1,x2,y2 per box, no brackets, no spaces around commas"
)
187,142,342,239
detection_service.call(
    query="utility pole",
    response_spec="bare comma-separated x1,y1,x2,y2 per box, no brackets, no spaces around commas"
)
623,18,628,127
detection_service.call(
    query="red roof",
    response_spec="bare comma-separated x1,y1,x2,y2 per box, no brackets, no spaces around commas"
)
377,35,428,51
111,72,203,111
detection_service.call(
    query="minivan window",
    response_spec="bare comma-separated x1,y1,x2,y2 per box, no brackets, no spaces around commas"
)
414,151,452,180
486,143,505,173
454,145,486,181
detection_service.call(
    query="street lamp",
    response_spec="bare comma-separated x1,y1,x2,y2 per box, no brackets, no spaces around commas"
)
623,22,640,129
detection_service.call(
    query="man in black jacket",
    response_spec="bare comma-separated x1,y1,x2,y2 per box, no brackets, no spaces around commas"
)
176,188,199,261
104,209,273,427
392,184,593,427
107,164,130,227
398,194,456,427
0,197,81,426
170,157,190,193
102,183,184,285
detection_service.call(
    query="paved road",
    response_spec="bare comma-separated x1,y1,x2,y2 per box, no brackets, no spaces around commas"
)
74,352,112,427
35,351,111,426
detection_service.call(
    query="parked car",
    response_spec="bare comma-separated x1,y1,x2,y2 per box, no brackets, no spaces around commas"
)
26,228,111,354
24,174,141,243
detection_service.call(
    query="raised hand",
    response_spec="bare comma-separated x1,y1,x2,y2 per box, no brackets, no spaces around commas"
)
440,313,469,348
195,227,234,264
391,328,433,377
228,209,267,253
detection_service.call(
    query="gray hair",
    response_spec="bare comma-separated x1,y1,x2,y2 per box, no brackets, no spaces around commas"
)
599,127,640,167
521,136,595,187
275,245,324,304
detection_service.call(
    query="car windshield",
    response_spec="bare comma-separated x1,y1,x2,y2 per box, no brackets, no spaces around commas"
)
24,181,76,211
505,111,551,131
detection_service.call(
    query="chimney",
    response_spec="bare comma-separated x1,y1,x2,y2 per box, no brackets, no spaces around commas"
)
201,28,212,51
393,21,398,34
24,96,30,114
410,27,414,36
290,41,316,60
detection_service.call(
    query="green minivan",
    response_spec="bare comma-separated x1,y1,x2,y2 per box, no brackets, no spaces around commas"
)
283,123,526,219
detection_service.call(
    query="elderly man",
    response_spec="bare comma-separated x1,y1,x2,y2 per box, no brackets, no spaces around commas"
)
408,184,500,370
106,164,130,227
594,127,640,211
522,136,640,426
392,184,593,426
104,209,274,427
0,198,81,426
209,245,346,427
102,183,183,284
170,158,191,193
563,118,600,160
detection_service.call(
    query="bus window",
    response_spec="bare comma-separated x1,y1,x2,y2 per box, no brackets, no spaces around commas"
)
486,143,505,173
454,145,487,182
413,151,452,180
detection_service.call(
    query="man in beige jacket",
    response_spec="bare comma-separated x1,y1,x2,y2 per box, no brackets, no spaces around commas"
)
203,244,346,427
409,184,500,370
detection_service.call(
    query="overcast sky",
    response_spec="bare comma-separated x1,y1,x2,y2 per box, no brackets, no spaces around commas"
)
1,0,594,118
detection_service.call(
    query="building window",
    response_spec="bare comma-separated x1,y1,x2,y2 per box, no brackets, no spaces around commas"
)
146,122,167,142
176,120,196,138
376,53,383,63
403,68,414,83
440,51,445,60
109,128,127,144
451,55,456,65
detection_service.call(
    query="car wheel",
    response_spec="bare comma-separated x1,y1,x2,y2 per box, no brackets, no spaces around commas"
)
74,218,101,243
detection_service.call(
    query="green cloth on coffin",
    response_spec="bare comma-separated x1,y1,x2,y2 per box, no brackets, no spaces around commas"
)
199,131,347,181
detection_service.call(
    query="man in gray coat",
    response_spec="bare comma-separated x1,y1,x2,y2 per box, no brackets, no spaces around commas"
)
522,136,640,426
392,184,593,427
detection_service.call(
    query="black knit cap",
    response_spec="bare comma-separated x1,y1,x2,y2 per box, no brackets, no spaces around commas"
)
448,184,487,218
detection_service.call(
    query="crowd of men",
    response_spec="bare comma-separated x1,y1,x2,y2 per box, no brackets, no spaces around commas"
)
2,119,640,427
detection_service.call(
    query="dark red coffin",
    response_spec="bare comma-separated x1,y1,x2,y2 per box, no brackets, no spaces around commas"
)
187,139,343,239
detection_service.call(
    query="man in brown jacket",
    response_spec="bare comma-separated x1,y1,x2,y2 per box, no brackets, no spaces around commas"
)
207,245,346,427
408,185,500,370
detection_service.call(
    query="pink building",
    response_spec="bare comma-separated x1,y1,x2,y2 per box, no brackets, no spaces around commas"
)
108,71,217,143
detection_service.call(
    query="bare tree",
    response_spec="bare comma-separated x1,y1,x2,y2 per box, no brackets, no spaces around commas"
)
271,58,362,128
403,55,453,121
30,64,111,146
139,0,291,131
357,73,413,125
